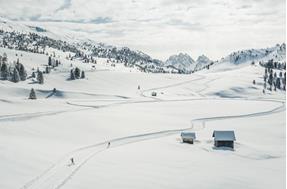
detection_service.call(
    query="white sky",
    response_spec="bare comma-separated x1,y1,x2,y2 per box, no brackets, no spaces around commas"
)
0,0,285,60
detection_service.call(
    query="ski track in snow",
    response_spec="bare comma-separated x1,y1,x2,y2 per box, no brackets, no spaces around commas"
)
140,74,206,100
18,74,285,189
19,98,284,189
0,74,205,122
0,108,90,122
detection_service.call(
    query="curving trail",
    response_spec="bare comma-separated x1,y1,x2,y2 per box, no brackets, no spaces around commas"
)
140,74,206,100
0,74,209,123
19,73,285,189
20,98,285,189
0,108,90,122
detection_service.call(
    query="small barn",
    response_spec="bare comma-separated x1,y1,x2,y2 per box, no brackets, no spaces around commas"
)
181,132,196,144
212,130,236,149
151,91,157,96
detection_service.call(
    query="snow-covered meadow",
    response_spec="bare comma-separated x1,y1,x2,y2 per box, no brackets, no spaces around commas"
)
0,46,285,189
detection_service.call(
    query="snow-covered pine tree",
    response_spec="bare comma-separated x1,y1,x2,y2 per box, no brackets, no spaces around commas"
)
48,56,52,66
12,67,20,83
81,71,85,79
0,62,9,80
29,88,37,99
19,63,27,81
15,61,21,71
276,77,281,90
37,71,44,84
45,66,50,74
70,69,75,80
74,67,81,79
2,53,7,63
268,70,273,91
283,73,286,90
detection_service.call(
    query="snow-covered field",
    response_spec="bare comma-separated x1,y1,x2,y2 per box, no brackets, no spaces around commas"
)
0,47,285,189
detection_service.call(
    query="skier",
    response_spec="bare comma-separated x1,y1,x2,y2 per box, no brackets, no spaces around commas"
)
138,85,140,90
70,157,75,165
107,142,111,148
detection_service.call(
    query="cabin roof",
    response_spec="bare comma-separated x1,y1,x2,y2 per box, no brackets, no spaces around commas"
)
181,132,196,139
212,131,236,141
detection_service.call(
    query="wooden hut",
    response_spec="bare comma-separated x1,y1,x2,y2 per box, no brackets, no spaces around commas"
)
212,130,236,149
181,132,196,144
151,91,157,96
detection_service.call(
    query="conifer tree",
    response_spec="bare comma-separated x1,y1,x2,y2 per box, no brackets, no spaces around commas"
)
276,77,281,90
12,67,20,83
74,67,81,79
45,66,50,74
0,62,9,80
70,69,75,80
19,63,27,81
81,71,85,79
37,71,44,84
29,88,37,99
283,72,286,90
48,56,52,66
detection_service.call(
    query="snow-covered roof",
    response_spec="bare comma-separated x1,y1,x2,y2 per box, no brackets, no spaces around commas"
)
212,131,236,141
181,132,196,139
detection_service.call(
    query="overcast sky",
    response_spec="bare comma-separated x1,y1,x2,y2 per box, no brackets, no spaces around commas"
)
0,0,285,60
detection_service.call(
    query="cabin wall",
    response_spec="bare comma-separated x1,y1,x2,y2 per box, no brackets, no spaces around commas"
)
182,138,194,144
214,140,234,148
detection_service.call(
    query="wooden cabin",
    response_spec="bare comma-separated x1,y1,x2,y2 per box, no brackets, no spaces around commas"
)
181,132,196,144
212,130,236,149
151,91,157,96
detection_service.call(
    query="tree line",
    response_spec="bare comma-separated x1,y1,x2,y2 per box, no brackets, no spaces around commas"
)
0,53,27,82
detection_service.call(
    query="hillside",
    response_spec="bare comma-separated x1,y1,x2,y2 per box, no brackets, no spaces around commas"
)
0,17,285,189
209,43,286,72
1,17,284,75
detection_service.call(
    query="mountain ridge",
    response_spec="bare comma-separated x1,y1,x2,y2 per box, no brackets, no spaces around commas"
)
0,16,285,74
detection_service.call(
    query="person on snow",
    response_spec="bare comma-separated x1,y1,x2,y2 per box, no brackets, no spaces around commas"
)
107,142,111,148
70,157,75,165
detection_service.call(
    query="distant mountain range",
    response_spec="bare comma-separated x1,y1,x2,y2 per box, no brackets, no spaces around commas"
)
164,53,212,73
219,43,286,65
0,16,285,74
164,43,285,72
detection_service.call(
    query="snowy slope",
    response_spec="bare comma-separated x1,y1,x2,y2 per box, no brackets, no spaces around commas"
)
0,17,164,73
0,45,285,189
0,17,285,74
208,43,286,72
0,17,285,189
221,43,286,65
0,16,65,41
